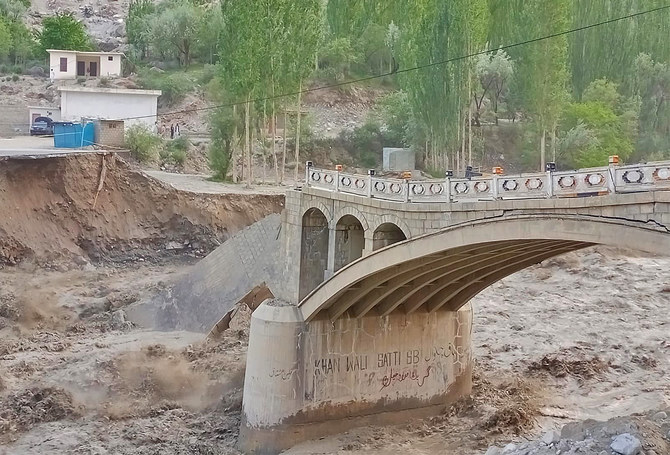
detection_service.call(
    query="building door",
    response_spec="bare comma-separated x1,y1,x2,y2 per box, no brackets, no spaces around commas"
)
31,113,40,125
77,61,85,76
89,61,97,77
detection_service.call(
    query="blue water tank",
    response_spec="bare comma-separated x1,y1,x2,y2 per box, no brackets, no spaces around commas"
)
53,122,95,148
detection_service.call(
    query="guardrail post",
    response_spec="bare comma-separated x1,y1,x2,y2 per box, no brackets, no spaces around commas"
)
546,171,554,198
335,171,340,192
491,175,499,200
405,180,410,203
607,164,616,194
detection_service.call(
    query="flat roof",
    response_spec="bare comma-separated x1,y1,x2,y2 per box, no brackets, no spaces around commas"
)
47,49,124,56
58,86,162,96
28,105,60,110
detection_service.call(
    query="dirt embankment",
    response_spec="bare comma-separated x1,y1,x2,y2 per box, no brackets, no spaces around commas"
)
0,154,284,266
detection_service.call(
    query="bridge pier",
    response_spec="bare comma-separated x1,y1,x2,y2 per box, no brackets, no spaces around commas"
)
239,300,474,454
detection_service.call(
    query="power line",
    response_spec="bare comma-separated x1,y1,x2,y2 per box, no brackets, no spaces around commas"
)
35,4,670,123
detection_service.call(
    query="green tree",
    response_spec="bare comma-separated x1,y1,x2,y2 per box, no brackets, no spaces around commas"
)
474,49,514,125
633,53,670,158
518,0,571,169
195,5,223,64
38,13,92,55
0,19,10,61
151,0,201,66
0,0,26,21
126,0,155,59
560,79,634,168
208,107,238,180
8,21,33,64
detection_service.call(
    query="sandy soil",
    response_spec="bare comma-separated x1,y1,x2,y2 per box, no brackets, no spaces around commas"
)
0,154,284,266
0,246,668,454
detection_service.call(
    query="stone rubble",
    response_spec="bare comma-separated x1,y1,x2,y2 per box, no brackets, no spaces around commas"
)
483,409,668,455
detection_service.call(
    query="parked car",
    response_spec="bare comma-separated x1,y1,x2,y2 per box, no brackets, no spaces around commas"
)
30,117,54,136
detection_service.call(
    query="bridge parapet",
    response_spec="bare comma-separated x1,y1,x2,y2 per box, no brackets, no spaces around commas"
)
306,161,670,203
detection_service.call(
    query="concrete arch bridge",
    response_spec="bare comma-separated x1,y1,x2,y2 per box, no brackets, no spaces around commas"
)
239,161,670,454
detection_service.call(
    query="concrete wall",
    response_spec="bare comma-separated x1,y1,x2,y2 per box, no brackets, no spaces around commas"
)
28,107,61,126
126,214,283,332
240,302,473,454
49,51,76,80
382,147,415,171
99,54,121,77
60,89,159,131
0,105,29,136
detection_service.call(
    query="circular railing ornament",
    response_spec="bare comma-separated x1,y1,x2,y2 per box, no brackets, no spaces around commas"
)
558,175,576,188
310,171,321,182
586,173,605,186
412,184,426,195
474,181,489,193
653,167,670,180
502,179,518,191
430,183,444,195
340,176,352,187
454,182,469,194
323,173,333,184
390,182,402,194
622,170,643,184
525,178,543,190
354,178,366,189
374,181,386,192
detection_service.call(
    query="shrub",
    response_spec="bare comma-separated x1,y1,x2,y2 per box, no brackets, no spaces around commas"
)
139,71,191,106
170,147,187,165
339,119,384,168
125,124,162,162
164,135,189,165
198,64,216,85
99,77,111,87
11,74,19,82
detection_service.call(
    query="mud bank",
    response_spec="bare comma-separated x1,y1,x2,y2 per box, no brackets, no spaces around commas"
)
0,154,284,266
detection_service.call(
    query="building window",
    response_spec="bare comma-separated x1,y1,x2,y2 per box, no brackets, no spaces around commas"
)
60,57,67,72
108,56,114,61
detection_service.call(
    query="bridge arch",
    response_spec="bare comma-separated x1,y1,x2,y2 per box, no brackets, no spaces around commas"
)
299,214,670,321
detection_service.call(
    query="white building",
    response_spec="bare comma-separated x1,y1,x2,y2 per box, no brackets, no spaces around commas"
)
58,86,161,131
48,49,123,81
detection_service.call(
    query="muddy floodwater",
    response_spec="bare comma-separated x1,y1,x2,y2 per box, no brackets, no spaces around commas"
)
1,246,669,454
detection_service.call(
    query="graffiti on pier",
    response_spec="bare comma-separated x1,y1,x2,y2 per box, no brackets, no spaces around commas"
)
380,366,432,391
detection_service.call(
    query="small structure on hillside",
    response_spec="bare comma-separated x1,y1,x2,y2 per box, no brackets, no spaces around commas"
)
94,119,125,148
382,147,415,172
48,49,123,81
28,106,61,126
58,86,161,132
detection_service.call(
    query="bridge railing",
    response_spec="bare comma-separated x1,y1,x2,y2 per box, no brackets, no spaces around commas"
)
304,161,670,203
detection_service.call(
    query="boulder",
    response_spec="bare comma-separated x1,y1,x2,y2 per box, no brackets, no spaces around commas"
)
610,433,641,455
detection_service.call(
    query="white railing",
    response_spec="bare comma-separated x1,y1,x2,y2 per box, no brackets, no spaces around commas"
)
304,161,670,203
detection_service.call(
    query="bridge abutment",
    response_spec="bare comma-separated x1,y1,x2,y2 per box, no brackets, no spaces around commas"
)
239,301,474,454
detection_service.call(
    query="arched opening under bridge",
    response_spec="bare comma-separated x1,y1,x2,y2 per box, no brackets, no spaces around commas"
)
334,214,364,271
299,208,329,300
373,222,407,251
